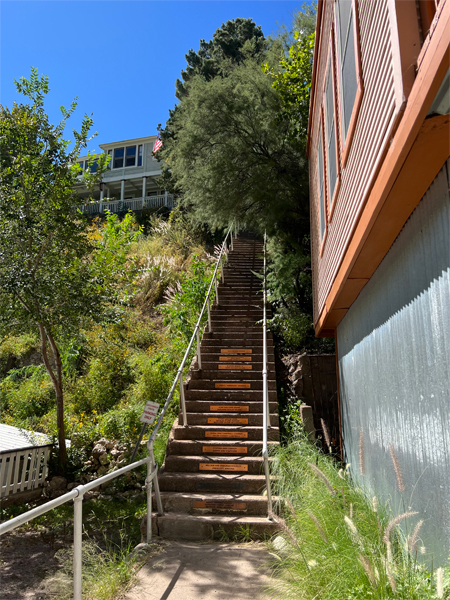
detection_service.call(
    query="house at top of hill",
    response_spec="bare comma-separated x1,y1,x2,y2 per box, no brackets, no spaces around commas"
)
308,0,449,565
75,134,174,214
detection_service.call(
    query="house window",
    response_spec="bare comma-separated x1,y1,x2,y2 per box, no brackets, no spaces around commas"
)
318,117,326,245
125,146,136,167
324,48,340,212
113,147,124,169
110,145,142,169
335,0,363,162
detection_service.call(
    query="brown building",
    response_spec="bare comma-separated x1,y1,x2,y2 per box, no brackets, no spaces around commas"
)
308,0,450,563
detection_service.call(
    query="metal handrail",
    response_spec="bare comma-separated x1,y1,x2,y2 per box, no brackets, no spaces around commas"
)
0,444,160,600
0,221,238,600
262,232,273,518
130,220,236,460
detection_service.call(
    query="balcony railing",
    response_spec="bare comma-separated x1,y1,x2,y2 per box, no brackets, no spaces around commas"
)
79,194,175,215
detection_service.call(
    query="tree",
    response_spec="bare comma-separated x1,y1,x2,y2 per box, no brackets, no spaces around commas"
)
160,60,309,238
0,69,140,468
175,18,267,100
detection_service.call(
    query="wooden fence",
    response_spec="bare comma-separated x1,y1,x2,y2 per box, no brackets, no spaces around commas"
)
0,445,52,498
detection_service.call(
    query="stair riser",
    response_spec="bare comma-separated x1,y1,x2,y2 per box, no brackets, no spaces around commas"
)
153,495,270,516
185,391,277,402
188,380,277,391
172,426,280,441
158,474,268,495
164,456,267,475
180,413,279,427
167,440,271,456
183,401,278,412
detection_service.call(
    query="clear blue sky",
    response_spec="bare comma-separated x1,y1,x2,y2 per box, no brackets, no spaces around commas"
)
1,1,306,154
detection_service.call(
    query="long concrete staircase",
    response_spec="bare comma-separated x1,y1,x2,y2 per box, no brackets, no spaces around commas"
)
153,234,280,540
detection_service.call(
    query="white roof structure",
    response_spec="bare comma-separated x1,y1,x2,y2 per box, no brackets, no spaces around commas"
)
0,424,53,452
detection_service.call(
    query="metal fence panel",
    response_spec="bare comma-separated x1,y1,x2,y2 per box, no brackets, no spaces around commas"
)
337,160,450,566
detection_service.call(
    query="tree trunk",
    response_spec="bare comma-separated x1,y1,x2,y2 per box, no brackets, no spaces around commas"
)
38,323,67,470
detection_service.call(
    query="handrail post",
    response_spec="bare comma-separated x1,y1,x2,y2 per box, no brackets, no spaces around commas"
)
196,326,202,370
146,458,153,544
73,486,85,600
207,301,212,332
214,275,219,305
179,371,188,427
220,254,224,283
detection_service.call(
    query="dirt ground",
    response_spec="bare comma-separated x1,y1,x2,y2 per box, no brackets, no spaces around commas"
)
0,529,73,600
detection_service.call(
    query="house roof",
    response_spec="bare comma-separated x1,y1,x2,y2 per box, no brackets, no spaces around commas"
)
0,424,59,452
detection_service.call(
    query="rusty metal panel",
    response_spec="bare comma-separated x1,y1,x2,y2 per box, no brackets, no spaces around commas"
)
337,162,450,566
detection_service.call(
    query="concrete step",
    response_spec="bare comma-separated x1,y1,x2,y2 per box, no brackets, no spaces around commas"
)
158,472,269,494
190,362,275,374
152,512,278,541
183,400,278,413
172,424,280,441
181,412,279,427
154,492,276,516
164,454,269,474
167,439,277,456
190,369,272,381
185,389,277,402
187,379,277,391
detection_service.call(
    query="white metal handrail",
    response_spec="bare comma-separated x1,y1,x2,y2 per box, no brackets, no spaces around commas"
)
262,232,273,518
130,220,237,459
0,443,162,600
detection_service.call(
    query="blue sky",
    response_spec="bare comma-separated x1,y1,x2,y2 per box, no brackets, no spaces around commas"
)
1,1,306,154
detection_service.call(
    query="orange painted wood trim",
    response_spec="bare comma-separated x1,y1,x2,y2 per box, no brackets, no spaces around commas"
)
315,2,450,335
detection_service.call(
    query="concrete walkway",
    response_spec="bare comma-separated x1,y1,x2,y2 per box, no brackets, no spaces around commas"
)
124,541,274,600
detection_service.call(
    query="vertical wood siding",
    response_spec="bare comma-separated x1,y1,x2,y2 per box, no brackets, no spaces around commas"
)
311,0,399,323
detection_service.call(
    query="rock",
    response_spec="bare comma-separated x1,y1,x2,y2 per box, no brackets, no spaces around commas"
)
67,482,78,491
97,465,108,476
98,452,109,466
92,443,106,458
110,448,121,458
48,476,67,490
105,440,115,450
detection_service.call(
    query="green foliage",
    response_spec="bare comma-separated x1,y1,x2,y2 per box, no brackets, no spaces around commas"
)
175,18,267,99
0,365,54,424
264,30,315,141
160,60,309,238
0,69,141,467
161,254,213,341
269,431,450,599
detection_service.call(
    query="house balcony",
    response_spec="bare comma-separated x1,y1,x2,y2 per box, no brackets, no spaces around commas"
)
79,193,175,215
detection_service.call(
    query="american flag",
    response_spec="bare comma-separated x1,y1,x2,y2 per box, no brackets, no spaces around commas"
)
153,133,163,153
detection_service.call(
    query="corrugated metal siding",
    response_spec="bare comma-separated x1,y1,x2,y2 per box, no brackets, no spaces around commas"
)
311,0,398,322
337,161,450,566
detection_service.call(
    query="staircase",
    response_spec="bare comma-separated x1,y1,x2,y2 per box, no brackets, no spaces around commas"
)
153,234,280,540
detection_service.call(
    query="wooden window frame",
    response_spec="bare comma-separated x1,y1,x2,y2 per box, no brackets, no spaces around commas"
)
317,109,328,257
323,28,341,223
334,0,364,168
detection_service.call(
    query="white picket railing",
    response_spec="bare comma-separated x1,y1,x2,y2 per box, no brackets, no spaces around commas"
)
79,194,175,215
0,444,53,498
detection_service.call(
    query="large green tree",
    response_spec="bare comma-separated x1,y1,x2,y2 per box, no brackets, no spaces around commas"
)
157,11,324,350
0,69,139,468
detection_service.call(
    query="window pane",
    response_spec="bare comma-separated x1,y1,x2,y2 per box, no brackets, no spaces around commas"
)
328,126,337,205
342,12,358,139
90,159,98,174
125,145,136,167
114,147,124,169
336,0,358,145
318,129,326,242
77,162,84,170
338,0,352,56
138,144,143,166
325,59,338,204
